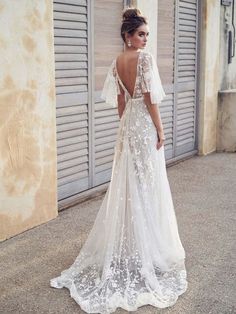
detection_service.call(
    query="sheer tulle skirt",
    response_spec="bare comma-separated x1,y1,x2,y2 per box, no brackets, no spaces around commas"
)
50,98,187,314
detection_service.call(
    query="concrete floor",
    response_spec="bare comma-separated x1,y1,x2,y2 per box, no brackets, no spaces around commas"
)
0,152,235,314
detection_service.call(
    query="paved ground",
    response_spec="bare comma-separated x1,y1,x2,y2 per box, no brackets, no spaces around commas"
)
0,152,235,314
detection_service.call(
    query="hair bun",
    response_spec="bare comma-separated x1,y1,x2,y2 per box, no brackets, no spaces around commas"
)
122,8,142,21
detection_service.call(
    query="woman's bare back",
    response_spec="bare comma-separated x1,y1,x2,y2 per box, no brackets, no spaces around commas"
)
115,51,141,98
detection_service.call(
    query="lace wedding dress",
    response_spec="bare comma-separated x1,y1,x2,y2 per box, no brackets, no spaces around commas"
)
50,50,187,313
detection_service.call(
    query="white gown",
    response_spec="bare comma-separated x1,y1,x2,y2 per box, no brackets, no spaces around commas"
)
50,50,187,313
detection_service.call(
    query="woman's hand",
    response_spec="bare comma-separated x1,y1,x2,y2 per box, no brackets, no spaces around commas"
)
156,130,165,150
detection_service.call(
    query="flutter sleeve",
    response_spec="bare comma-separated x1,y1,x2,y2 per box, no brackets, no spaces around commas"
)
100,59,121,107
141,52,166,105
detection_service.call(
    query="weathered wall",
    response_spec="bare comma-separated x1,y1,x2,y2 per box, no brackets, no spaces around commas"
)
198,0,221,155
217,90,236,152
0,0,58,241
217,2,236,152
219,2,236,90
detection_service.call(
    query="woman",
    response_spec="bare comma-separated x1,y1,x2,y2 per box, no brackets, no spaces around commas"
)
50,7,188,313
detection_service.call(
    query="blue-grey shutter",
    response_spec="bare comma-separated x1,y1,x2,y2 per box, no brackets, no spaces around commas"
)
157,0,176,160
54,0,124,203
54,0,89,200
157,0,199,162
175,0,198,155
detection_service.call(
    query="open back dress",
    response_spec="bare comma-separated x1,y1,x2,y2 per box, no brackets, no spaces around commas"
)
50,50,188,314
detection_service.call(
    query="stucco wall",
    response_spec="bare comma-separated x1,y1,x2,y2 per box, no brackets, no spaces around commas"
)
217,90,236,152
219,2,236,90
217,3,236,153
0,0,58,241
198,0,221,155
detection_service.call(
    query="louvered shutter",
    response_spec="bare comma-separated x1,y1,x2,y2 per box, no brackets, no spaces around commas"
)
157,0,198,161
157,0,176,160
94,1,123,186
53,0,89,200
176,0,198,155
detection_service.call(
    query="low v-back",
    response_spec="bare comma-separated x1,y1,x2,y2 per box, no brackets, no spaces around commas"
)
51,51,187,314
115,51,142,99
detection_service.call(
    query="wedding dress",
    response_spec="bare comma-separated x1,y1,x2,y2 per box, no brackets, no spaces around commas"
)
50,50,187,313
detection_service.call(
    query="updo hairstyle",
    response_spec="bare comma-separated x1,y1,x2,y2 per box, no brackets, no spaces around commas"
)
121,8,147,43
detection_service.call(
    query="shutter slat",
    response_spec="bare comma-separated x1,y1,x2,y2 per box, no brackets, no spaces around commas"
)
55,68,87,78
57,134,88,148
54,3,87,14
57,127,88,140
57,105,87,117
57,148,88,163
178,70,195,77
56,76,88,87
95,128,117,139
57,141,88,155
54,20,87,30
58,155,88,171
177,127,194,137
96,134,117,146
95,108,118,118
57,120,88,132
54,0,87,6
55,45,87,54
54,37,87,45
95,115,120,125
58,170,89,187
54,28,87,38
54,12,87,22
177,111,194,121
96,148,114,159
55,61,87,70
176,137,194,146
58,163,88,180
56,84,87,94
95,162,114,174
179,2,196,10
55,53,88,62
56,92,88,107
95,155,114,167
95,141,116,153
57,112,88,125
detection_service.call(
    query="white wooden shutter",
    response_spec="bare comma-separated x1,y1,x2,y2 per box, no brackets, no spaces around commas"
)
157,0,198,161
157,0,176,160
54,0,89,200
175,0,198,155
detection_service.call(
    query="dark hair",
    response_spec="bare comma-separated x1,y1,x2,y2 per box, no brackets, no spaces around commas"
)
121,8,147,42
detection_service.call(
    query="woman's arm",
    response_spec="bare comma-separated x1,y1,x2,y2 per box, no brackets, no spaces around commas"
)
143,93,165,150
117,94,125,118
117,89,126,119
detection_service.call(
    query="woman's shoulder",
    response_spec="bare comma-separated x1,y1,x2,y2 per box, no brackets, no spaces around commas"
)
141,50,152,56
113,51,154,70
141,50,154,61
140,51,155,69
